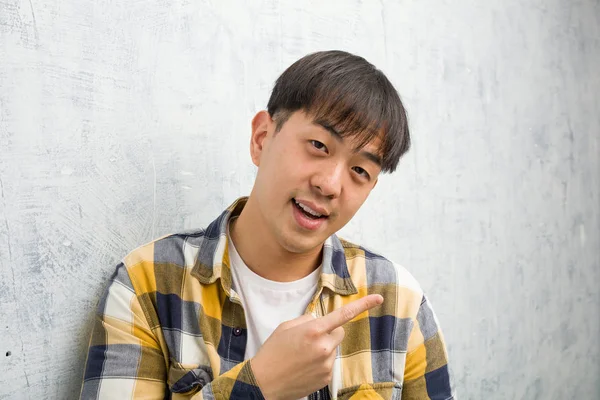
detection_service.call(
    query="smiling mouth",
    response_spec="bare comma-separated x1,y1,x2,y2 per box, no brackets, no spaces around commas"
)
292,198,327,220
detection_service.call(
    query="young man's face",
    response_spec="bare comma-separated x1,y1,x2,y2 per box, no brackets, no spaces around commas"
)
249,110,382,254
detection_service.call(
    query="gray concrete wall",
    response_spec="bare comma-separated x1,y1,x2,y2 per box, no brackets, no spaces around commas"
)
1,0,599,398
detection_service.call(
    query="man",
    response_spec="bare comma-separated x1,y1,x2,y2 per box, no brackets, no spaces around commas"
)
80,50,454,399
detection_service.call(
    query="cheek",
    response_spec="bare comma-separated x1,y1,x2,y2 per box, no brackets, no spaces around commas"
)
277,149,312,179
340,188,371,215
260,149,310,196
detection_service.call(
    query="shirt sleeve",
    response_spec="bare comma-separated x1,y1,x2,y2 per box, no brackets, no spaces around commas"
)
402,295,454,400
80,262,168,399
190,360,265,399
80,262,266,400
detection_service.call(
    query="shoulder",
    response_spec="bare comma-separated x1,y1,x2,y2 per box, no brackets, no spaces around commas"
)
339,237,424,317
122,229,206,268
119,229,207,293
339,237,422,293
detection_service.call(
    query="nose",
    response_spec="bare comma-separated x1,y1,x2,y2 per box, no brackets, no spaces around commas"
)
311,162,343,199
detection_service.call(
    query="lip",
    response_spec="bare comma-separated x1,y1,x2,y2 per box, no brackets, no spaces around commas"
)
291,199,328,231
293,199,330,217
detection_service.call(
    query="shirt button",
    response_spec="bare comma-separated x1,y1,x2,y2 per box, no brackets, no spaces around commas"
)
233,327,242,337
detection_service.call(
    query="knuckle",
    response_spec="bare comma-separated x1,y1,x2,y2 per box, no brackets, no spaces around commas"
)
306,324,322,338
341,306,356,322
276,321,289,331
315,340,332,357
323,371,333,385
325,353,336,368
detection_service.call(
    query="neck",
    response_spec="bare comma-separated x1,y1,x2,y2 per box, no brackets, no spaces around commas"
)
229,196,322,282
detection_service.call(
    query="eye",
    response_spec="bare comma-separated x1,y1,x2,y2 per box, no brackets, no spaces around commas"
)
311,140,328,153
352,166,370,180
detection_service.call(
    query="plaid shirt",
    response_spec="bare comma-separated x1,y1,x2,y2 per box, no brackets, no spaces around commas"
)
81,197,454,400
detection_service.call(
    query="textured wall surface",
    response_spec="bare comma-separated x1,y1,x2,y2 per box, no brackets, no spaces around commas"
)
1,0,599,399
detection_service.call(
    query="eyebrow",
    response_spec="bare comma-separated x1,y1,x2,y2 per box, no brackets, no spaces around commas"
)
315,121,383,167
316,121,343,142
360,150,382,167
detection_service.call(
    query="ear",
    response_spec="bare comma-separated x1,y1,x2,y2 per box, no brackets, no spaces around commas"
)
250,110,273,167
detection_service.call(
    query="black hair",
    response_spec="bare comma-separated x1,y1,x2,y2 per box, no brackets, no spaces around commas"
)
267,50,410,173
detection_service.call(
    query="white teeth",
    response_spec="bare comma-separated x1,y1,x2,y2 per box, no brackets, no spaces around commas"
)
294,199,323,217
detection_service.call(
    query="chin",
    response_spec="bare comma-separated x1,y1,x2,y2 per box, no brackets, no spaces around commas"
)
278,231,325,254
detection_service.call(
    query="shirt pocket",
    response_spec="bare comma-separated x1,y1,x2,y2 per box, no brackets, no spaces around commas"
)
337,382,402,400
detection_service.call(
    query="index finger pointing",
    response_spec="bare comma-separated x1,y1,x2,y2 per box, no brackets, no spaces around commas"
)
318,294,383,333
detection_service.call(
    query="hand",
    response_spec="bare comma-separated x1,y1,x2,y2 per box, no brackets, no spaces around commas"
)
250,294,384,400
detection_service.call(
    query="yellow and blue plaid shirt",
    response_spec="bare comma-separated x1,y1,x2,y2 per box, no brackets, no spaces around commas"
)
81,197,454,399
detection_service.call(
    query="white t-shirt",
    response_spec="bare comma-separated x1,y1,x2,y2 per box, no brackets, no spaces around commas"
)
228,231,320,399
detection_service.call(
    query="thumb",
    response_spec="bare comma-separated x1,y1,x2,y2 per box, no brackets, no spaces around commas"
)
280,312,316,331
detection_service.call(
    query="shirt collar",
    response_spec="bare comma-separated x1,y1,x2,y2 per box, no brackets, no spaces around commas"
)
191,197,358,296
